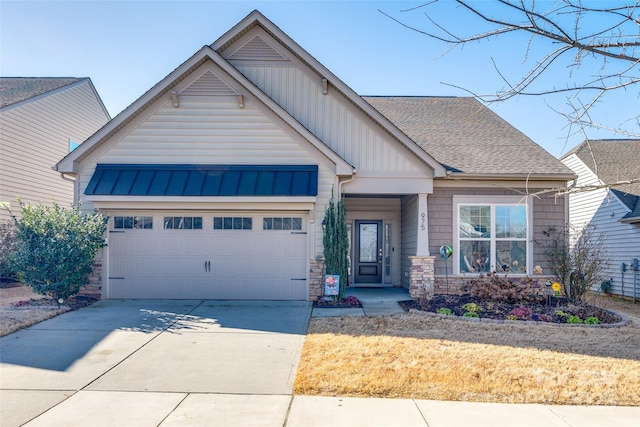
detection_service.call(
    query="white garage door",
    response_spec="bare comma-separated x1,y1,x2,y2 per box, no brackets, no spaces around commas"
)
106,213,308,300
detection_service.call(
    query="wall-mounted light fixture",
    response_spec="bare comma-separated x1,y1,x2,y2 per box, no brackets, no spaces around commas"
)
322,78,328,95
170,91,179,108
237,94,244,109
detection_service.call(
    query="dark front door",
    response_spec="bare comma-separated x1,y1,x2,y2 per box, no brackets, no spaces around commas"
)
354,220,383,283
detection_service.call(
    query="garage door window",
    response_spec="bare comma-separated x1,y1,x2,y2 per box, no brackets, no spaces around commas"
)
214,217,252,230
263,217,302,230
114,216,153,229
164,216,203,230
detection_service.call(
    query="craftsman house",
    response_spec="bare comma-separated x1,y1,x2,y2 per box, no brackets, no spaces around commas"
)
561,140,640,297
56,11,574,300
0,77,110,221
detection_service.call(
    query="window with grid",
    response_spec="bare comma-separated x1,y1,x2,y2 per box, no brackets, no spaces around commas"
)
213,217,252,230
455,198,528,274
114,216,153,229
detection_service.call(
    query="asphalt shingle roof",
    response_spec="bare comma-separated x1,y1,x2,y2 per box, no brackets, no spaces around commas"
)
0,77,84,109
363,96,574,176
562,139,640,220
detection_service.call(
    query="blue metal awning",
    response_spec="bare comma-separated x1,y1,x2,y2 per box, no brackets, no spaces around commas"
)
85,164,318,197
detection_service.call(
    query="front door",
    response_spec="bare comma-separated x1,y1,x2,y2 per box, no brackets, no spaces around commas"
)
354,220,383,283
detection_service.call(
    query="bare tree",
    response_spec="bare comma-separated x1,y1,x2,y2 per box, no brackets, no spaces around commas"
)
381,1,640,144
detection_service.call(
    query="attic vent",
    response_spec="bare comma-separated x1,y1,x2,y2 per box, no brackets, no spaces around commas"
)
180,71,236,96
228,36,288,61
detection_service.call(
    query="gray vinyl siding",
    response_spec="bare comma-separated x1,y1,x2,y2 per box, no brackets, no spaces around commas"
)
428,186,566,277
401,195,418,288
0,81,109,221
563,154,640,296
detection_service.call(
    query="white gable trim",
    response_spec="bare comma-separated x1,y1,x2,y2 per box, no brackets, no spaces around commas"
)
56,46,354,177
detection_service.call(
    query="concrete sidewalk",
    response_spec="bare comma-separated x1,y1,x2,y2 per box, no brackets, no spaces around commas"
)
4,392,637,426
311,286,408,318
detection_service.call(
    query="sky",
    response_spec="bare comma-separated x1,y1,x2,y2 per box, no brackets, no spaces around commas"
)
1,0,636,158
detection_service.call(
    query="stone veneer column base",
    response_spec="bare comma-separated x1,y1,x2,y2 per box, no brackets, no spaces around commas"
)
409,256,435,300
308,258,325,301
79,258,102,300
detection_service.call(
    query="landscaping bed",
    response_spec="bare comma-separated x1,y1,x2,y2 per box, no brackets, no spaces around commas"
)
0,281,97,337
313,295,362,308
400,293,622,325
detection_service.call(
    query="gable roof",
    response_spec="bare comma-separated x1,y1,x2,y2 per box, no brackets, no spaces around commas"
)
562,139,640,221
212,10,447,178
56,45,354,176
364,96,575,178
0,77,84,109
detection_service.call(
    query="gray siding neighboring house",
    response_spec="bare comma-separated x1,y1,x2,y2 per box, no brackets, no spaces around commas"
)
0,77,110,221
561,140,640,297
55,11,575,300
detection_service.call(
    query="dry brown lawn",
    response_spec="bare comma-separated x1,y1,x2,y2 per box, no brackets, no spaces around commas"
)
0,283,70,337
294,296,640,406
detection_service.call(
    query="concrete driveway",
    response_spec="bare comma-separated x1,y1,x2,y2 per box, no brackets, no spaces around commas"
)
0,299,311,427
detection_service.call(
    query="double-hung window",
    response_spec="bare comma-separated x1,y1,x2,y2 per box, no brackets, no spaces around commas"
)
454,196,529,275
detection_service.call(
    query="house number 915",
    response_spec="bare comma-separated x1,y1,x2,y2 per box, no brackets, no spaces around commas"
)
420,213,426,231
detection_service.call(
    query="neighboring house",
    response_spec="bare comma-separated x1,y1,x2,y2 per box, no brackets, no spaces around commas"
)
561,140,640,297
56,11,574,300
0,77,111,221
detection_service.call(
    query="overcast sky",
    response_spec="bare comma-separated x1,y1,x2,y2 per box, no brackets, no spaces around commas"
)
1,1,635,158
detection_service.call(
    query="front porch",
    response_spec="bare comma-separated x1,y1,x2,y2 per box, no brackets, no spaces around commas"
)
308,194,436,301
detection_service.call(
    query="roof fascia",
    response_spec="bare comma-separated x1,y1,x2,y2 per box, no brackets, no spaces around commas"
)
443,172,577,181
211,11,447,178
56,45,353,176
56,47,216,173
208,47,354,176
85,78,112,121
0,78,88,113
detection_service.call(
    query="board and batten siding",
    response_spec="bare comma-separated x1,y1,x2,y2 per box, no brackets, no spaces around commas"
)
233,64,428,176
76,94,335,257
563,154,640,296
427,186,566,277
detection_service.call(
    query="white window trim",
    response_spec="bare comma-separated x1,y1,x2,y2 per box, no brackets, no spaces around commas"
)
453,195,532,275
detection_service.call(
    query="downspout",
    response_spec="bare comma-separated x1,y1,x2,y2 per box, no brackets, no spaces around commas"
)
338,170,357,196
59,172,79,204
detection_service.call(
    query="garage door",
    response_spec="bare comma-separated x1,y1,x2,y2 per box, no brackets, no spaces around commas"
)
107,213,308,300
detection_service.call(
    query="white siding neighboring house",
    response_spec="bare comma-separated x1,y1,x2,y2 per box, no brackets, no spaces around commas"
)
56,11,575,301
0,77,110,221
561,140,640,298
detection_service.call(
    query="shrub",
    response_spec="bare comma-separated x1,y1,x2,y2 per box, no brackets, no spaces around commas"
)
323,192,348,299
532,314,552,322
8,201,107,301
463,311,479,318
437,307,453,316
566,315,584,324
585,316,600,324
508,306,533,320
0,219,18,281
461,302,481,313
537,224,609,304
462,273,542,304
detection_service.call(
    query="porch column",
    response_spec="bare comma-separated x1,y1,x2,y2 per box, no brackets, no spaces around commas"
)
417,193,430,256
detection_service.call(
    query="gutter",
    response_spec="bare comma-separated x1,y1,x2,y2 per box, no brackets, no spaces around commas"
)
442,172,577,181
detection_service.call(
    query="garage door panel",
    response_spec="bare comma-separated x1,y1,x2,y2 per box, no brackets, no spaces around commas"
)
108,213,308,300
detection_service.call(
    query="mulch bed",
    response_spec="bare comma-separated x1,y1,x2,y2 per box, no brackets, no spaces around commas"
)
11,295,97,311
313,295,362,308
399,294,621,324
